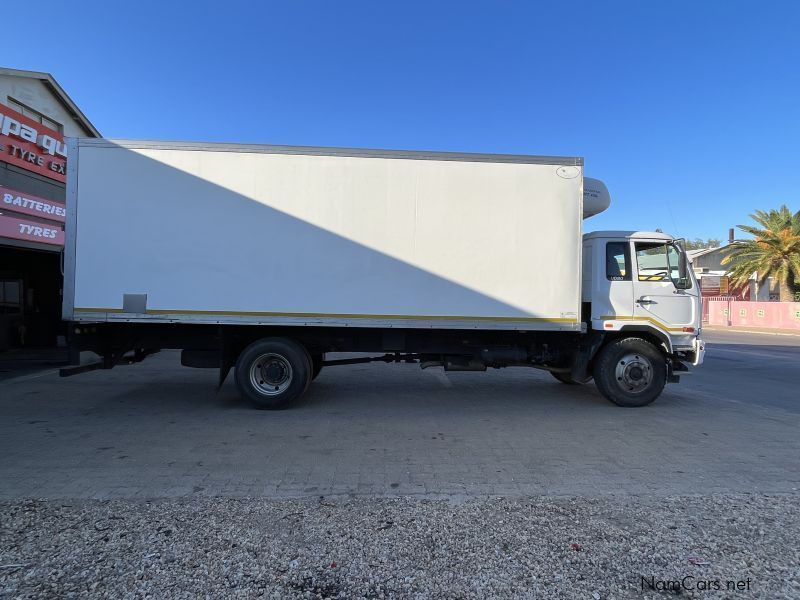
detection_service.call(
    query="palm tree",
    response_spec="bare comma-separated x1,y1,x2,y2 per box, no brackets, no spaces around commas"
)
722,206,800,302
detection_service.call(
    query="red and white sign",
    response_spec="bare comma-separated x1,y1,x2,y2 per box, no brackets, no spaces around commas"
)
0,213,64,246
1,185,65,223
701,275,721,295
0,103,67,182
700,275,730,296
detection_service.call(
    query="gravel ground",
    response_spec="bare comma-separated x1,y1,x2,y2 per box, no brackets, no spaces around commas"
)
1,494,797,599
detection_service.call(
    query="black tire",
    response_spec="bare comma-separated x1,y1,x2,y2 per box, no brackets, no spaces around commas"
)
235,338,312,409
299,347,314,392
593,337,666,407
311,353,324,380
551,371,592,385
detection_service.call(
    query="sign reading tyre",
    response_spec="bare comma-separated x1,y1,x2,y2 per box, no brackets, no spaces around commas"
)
0,103,67,182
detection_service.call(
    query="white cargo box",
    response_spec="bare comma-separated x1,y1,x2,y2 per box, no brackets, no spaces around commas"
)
63,139,584,331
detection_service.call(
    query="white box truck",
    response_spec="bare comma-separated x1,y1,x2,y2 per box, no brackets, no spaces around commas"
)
61,139,705,408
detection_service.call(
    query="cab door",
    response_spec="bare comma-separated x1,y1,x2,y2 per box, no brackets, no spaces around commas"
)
632,241,698,330
590,239,634,321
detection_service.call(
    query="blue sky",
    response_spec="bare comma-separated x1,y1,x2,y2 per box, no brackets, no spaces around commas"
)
4,1,798,240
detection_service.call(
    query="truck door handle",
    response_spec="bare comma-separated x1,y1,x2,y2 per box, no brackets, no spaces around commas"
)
637,296,656,305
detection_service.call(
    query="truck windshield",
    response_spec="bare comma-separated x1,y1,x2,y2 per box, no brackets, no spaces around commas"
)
634,241,692,290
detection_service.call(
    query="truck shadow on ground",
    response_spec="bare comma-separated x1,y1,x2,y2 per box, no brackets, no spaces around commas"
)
240,371,618,415
67,362,615,415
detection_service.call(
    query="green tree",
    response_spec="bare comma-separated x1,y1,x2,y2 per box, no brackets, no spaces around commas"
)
684,238,721,250
722,206,800,302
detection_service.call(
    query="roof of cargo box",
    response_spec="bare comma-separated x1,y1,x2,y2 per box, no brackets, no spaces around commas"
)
583,231,674,241
76,138,583,166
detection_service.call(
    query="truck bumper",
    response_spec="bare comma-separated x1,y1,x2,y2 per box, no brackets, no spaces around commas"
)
691,337,706,366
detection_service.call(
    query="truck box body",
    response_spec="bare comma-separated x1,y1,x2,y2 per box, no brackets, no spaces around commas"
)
63,139,584,331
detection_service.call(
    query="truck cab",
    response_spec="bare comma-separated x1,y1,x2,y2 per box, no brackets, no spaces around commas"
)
582,230,705,394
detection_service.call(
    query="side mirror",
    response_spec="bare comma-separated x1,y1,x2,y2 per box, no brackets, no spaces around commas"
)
673,240,691,289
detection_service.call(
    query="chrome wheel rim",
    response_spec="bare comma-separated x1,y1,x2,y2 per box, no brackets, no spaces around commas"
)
249,353,293,396
615,353,653,393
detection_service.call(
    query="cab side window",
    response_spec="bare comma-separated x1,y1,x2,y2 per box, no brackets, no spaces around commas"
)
634,242,669,281
606,242,631,281
635,241,693,289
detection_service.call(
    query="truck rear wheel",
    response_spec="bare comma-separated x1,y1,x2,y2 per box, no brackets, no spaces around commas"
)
235,338,312,409
593,337,666,407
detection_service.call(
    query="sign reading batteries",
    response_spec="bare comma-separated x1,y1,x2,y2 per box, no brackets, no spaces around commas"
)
0,186,65,247
1,185,65,222
0,103,67,182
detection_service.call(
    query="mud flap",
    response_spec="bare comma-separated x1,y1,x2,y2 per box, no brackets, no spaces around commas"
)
217,334,237,390
570,330,605,382
667,360,688,384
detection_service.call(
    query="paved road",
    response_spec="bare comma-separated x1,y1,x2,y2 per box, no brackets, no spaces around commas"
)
1,330,798,500
690,328,800,414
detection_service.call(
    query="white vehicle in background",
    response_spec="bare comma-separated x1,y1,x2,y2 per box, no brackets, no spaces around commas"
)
60,139,704,409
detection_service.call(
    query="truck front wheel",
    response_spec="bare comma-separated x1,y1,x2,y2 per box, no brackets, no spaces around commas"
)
235,338,312,409
593,337,666,407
